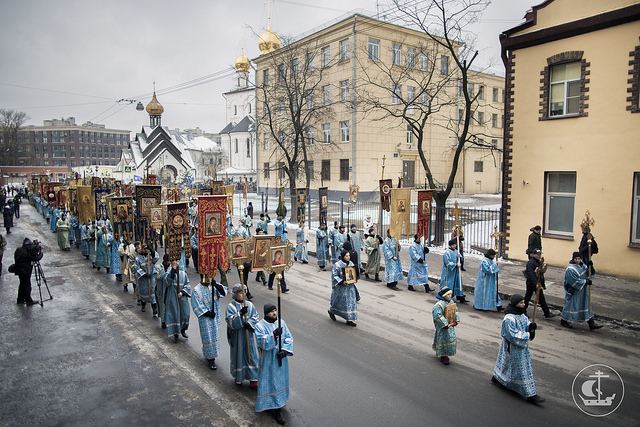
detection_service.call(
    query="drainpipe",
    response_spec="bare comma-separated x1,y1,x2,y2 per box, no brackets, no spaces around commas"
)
351,16,357,189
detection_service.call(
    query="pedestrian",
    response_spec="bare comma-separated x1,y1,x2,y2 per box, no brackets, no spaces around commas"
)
257,212,271,234
523,249,554,319
440,239,467,303
56,212,71,250
13,195,20,218
432,286,460,365
526,225,542,259
118,238,136,292
560,252,602,330
315,222,329,271
80,222,90,259
253,229,268,285
14,238,39,305
474,249,502,311
294,220,309,264
241,209,253,237
362,213,374,232
333,224,347,258
492,294,545,404
163,260,191,342
347,224,364,273
247,202,254,219
133,244,161,314
0,233,6,275
230,219,248,239
328,249,358,326
94,226,110,272
578,224,598,276
107,231,122,281
328,221,339,264
408,234,433,292
382,229,403,290
255,303,293,425
69,212,79,247
451,228,465,271
191,276,227,369
3,202,14,234
225,284,259,388
268,271,288,293
363,228,382,281
274,214,288,241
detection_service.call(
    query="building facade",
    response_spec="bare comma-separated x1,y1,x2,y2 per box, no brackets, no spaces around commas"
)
253,13,504,198
500,0,640,279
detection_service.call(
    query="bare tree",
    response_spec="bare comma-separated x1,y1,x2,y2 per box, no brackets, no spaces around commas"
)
256,36,338,221
0,109,29,166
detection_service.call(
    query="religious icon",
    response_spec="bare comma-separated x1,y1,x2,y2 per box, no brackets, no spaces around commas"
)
321,195,328,208
298,193,306,205
212,181,223,195
205,212,222,236
421,200,431,215
82,195,90,205
344,266,357,284
271,246,285,266
444,303,457,325
172,214,184,228
117,204,128,219
232,242,247,259
251,236,272,271
397,199,406,212
141,197,156,216
150,208,162,223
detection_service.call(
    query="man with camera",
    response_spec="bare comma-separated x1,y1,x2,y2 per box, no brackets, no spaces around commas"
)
14,238,42,305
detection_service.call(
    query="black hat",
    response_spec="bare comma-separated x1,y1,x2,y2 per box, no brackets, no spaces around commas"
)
339,224,345,229
343,241,352,251
264,303,277,316
530,225,541,231
510,294,524,305
572,251,582,259
448,239,457,246
486,249,496,257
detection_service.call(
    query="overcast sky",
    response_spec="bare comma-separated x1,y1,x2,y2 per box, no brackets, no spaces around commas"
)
0,0,536,134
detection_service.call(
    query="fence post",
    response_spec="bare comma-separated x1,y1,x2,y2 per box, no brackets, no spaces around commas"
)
261,191,264,213
340,198,344,226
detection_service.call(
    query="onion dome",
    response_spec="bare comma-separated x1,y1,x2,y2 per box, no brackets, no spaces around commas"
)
146,91,164,116
235,51,250,72
258,29,281,54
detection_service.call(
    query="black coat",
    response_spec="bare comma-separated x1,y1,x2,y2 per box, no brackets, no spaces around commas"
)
14,246,33,276
3,208,14,228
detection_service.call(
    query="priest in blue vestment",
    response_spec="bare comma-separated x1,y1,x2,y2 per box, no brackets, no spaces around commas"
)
432,287,459,365
440,239,467,303
191,277,227,369
347,224,364,272
328,221,339,264
407,234,433,292
328,250,358,326
315,223,329,271
474,249,501,311
274,215,288,241
133,244,162,314
382,229,403,290
164,260,191,343
294,220,309,263
226,284,260,388
561,252,602,330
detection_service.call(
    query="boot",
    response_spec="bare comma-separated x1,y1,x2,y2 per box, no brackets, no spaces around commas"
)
408,285,416,291
123,283,128,291
173,334,179,343
116,274,122,282
560,319,573,329
208,358,217,370
456,295,468,304
162,321,166,329
374,273,381,282
588,318,602,330
106,267,110,274
181,328,189,338
152,303,158,318
273,408,285,425
365,273,369,280
141,301,146,312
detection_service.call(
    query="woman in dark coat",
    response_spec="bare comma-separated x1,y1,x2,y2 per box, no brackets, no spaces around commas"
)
3,203,14,234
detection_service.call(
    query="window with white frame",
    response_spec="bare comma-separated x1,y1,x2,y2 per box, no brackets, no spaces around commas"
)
340,39,349,62
322,123,331,143
392,84,401,105
368,38,379,61
306,126,315,146
321,160,331,181
279,98,285,115
632,173,640,244
306,52,314,72
278,161,285,180
468,83,474,97
420,52,429,71
406,125,413,145
407,86,415,114
550,62,580,116
545,172,576,235
292,58,298,77
264,162,270,179
441,55,448,74
340,80,349,102
492,113,498,128
278,131,286,144
406,48,415,68
340,159,349,181
278,64,285,82
306,89,314,109
340,121,349,143
477,111,484,125
493,87,499,102
322,46,330,67
420,92,429,108
392,44,401,65
323,85,330,105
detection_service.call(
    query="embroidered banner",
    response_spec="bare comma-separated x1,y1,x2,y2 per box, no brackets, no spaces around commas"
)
296,187,308,222
318,187,328,227
417,190,434,241
167,202,191,262
224,185,234,216
135,185,161,243
135,217,152,244
94,189,110,221
380,179,393,212
109,197,134,242
389,188,411,239
77,186,94,224
69,188,78,215
58,189,68,209
197,195,229,277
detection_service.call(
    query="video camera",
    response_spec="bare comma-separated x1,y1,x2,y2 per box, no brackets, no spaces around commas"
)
27,239,44,262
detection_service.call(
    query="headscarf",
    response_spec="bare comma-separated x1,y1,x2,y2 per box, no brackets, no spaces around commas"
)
504,294,525,315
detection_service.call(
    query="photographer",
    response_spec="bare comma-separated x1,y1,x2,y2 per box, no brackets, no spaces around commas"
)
14,238,42,305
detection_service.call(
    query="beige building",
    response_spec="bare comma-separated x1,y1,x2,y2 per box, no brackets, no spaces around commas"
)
253,12,504,198
500,0,640,279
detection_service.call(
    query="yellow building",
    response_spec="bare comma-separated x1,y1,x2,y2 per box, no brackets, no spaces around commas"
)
253,12,504,198
500,0,640,279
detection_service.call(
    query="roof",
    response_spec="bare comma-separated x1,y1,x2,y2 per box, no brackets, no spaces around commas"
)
229,116,255,133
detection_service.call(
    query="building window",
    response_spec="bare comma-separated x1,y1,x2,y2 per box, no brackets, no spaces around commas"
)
263,69,269,85
322,46,330,68
278,161,286,180
392,84,401,105
246,138,251,158
491,139,498,148
441,56,448,74
406,125,413,145
306,127,314,146
235,139,238,153
279,98,285,115
406,48,415,68
306,52,314,72
306,89,314,109
263,103,270,118
368,38,379,61
278,131,286,145
493,87,499,102
478,85,484,100
307,161,314,180
292,58,298,77
323,85,330,105
477,111,484,125
340,80,349,102
292,94,299,112
278,64,285,82
392,44,401,66
632,173,640,244
264,163,270,179
340,121,349,143
474,161,483,172
492,113,498,128
420,92,429,108
420,52,429,71
407,86,415,114
321,160,331,181
545,172,576,235
467,83,474,97
549,62,580,117
322,123,331,144
339,39,349,62
340,159,349,181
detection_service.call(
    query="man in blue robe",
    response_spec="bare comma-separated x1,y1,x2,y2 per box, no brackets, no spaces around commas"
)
94,226,110,272
474,249,501,311
107,232,122,281
440,239,467,303
408,234,433,292
492,294,545,404
432,286,460,365
229,219,248,239
382,229,402,291
561,252,602,330
255,302,293,425
294,220,308,264
241,210,253,237
274,214,288,241
347,224,364,272
133,244,161,314
80,223,90,258
328,250,358,326
70,214,80,247
164,260,191,343
257,213,271,234
191,277,227,369
315,223,329,271
88,221,97,266
328,221,339,264
225,284,260,388
56,213,71,250
333,225,347,260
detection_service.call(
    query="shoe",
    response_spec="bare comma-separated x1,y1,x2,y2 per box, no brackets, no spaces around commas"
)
294,256,297,261
560,319,573,329
460,267,466,271
247,293,254,300
282,289,289,293
365,273,369,279
356,296,361,302
440,356,450,365
262,281,267,286
106,268,110,274
181,329,189,338
173,334,179,343
527,395,545,404
346,321,357,327
16,299,25,305
457,296,468,304
141,303,146,312
97,267,100,271
328,311,336,321
123,284,128,291
496,306,504,312
268,287,273,290
26,300,39,306
250,380,258,390
208,359,217,370
424,285,434,293
544,313,555,319
408,285,416,291
137,299,141,306
389,286,401,291
273,408,285,425
320,267,326,271
152,311,158,318
588,318,603,330
302,260,308,264
161,322,167,329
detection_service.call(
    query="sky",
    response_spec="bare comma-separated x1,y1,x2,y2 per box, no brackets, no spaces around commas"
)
0,0,537,135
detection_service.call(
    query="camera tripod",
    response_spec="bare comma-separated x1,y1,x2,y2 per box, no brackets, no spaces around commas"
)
33,260,53,307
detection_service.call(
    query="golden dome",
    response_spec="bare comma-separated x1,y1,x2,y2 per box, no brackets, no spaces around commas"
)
258,29,281,54
146,91,164,116
235,52,250,72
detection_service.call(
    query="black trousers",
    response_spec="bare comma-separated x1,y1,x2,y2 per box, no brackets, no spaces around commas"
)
524,281,550,316
17,272,33,303
268,272,287,291
191,248,198,272
236,262,252,295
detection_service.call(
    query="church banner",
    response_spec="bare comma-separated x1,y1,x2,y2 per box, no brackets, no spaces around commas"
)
135,217,152,244
197,195,229,277
58,188,68,209
108,196,134,242
69,188,78,215
167,202,191,262
295,188,308,222
135,185,161,243
380,179,393,212
224,185,234,216
77,186,94,224
94,189,110,221
318,187,328,227
276,187,285,217
389,188,411,239
417,190,434,241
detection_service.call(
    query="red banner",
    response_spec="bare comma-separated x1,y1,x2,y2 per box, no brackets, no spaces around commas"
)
417,190,434,240
197,195,229,277
380,179,393,212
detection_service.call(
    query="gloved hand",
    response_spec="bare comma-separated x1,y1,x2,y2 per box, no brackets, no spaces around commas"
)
424,247,430,254
143,273,151,279
213,282,226,296
528,322,537,332
273,327,283,337
377,236,383,244
529,329,536,341
243,322,254,331
239,306,248,315
277,350,287,361
418,259,424,264
203,310,216,318
586,279,593,286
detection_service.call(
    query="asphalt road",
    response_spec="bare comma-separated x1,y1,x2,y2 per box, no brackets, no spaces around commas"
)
1,204,638,426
